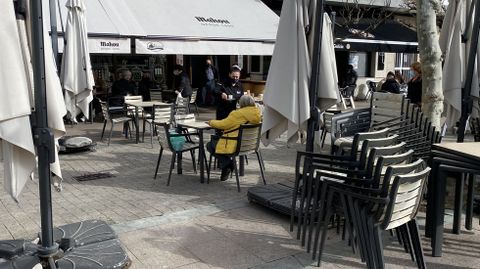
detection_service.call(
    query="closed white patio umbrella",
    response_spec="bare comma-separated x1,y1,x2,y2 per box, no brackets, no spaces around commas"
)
440,0,480,130
261,0,339,146
61,0,94,122
0,0,66,200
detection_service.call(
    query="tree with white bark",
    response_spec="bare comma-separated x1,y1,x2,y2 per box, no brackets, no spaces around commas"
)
415,0,444,129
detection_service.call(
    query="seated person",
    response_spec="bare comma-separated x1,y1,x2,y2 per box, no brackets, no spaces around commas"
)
380,71,400,94
207,95,262,181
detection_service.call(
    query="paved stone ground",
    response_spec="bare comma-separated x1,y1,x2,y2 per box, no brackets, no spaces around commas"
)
1,106,479,268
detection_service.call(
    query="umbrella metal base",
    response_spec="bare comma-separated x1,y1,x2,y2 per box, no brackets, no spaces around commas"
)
0,220,130,269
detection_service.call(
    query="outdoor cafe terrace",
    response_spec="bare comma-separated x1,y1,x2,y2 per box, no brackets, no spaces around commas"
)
1,105,479,269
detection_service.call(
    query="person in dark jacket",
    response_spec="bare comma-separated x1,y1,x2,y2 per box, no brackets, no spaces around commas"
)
201,58,219,106
173,65,192,99
381,71,400,94
407,62,422,107
341,64,358,87
111,70,136,97
138,70,154,101
214,65,244,120
110,70,136,106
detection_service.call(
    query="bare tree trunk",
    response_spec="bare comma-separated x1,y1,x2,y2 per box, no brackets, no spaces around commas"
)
416,0,443,129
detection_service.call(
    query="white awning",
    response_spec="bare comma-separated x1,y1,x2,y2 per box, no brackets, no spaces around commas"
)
135,39,274,55
57,36,131,54
44,0,279,55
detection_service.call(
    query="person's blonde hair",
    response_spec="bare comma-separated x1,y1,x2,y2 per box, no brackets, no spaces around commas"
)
411,62,422,74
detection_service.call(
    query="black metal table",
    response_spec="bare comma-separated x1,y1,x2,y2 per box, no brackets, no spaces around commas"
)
426,142,480,257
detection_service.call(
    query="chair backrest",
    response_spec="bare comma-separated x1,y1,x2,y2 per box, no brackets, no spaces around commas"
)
357,134,399,169
174,113,196,125
150,90,163,101
124,95,143,103
100,101,110,121
381,163,431,230
190,88,198,104
364,142,406,179
156,123,176,152
124,95,143,111
370,92,406,129
235,123,262,156
175,96,190,114
330,108,371,144
153,104,173,125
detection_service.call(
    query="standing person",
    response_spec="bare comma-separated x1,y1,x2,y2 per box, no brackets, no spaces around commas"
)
380,71,400,94
214,65,244,120
407,62,422,107
138,70,154,101
207,95,261,181
110,70,136,106
342,64,358,88
173,64,192,99
201,58,219,106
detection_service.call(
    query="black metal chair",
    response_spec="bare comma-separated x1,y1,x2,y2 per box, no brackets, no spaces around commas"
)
317,159,430,269
189,88,199,116
100,101,133,146
470,117,480,141
207,123,266,192
142,104,173,146
153,123,202,186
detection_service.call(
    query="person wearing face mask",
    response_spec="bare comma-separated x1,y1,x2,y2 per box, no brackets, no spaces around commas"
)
214,65,244,120
173,64,193,99
200,58,219,106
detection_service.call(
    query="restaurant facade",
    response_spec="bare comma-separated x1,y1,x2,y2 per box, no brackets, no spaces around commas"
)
44,0,280,99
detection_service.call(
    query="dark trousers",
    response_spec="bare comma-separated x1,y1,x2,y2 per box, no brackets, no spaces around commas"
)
206,137,232,170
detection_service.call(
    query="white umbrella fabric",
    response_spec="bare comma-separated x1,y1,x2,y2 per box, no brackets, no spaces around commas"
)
0,0,36,201
261,0,339,146
61,0,94,122
440,0,480,130
0,0,66,201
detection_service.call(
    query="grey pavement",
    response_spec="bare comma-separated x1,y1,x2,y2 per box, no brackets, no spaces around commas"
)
1,106,479,268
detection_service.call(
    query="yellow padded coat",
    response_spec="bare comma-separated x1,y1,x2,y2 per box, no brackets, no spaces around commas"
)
209,106,261,154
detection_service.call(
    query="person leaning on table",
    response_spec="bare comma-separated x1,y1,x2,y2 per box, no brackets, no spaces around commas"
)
207,95,261,181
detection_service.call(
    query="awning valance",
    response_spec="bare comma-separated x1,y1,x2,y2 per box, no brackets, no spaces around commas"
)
44,0,279,55
334,20,418,53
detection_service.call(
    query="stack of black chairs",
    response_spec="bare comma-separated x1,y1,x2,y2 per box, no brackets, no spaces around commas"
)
248,93,444,268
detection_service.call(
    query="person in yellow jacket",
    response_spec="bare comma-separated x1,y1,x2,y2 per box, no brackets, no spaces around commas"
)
207,95,261,181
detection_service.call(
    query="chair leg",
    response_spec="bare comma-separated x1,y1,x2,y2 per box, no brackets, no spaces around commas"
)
408,219,427,269
108,122,114,146
453,173,464,234
256,151,266,185
320,129,327,148
150,122,154,147
190,150,197,173
232,157,240,192
258,150,266,172
154,147,163,179
167,153,176,186
203,149,209,177
207,153,213,184
372,223,385,269
101,121,107,141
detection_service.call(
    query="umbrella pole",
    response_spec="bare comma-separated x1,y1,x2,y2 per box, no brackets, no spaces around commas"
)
49,0,59,63
306,0,325,152
458,0,480,142
30,0,59,266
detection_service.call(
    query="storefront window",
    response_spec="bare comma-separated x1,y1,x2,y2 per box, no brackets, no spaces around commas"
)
394,53,417,81
349,52,370,77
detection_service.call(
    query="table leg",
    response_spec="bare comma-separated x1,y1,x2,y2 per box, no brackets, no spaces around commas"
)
432,167,447,257
452,172,464,234
425,158,438,238
466,174,475,230
239,156,245,176
199,130,205,183
134,107,139,144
